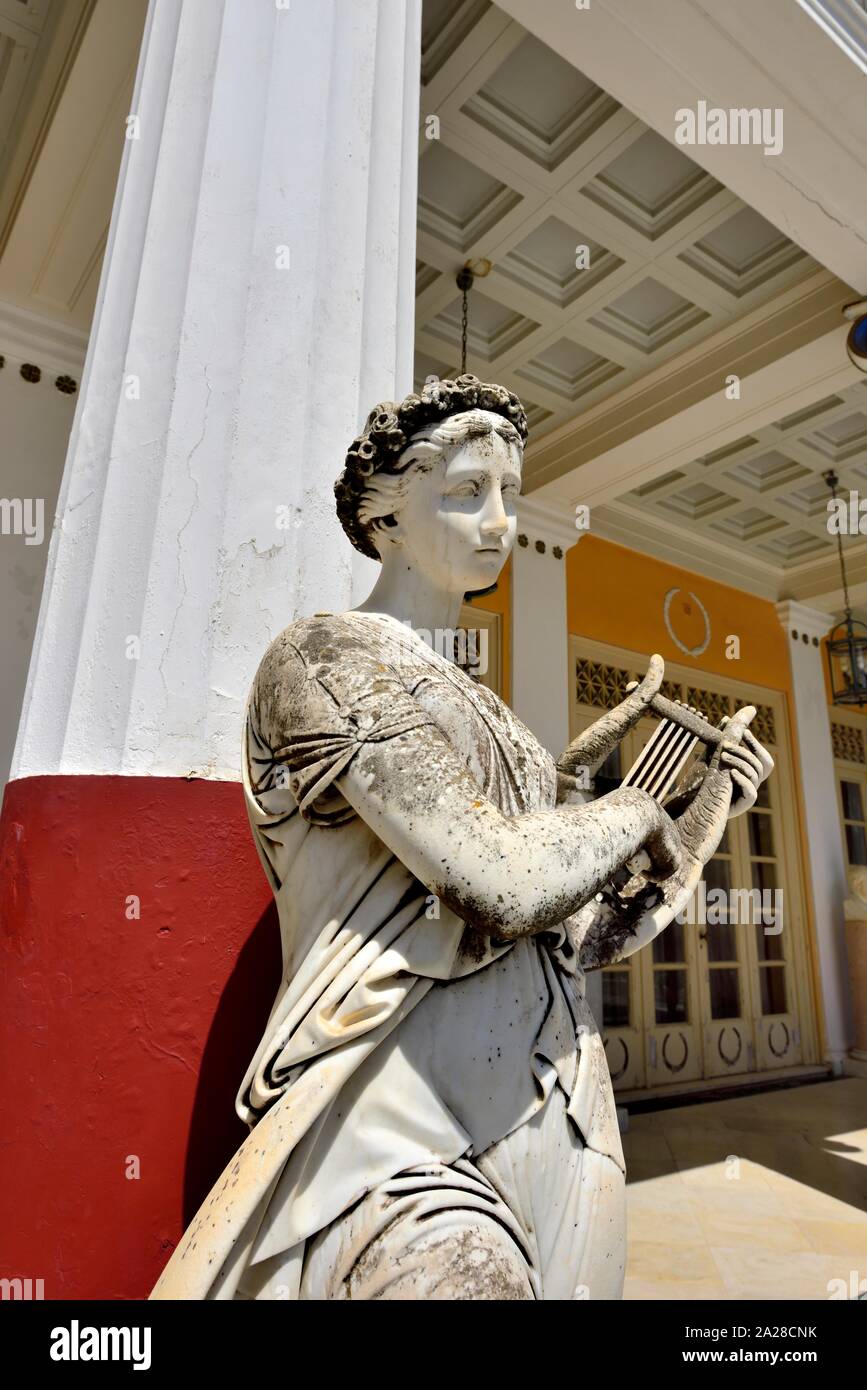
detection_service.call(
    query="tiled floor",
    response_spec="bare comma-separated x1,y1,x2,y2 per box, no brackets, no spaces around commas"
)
622,1078,867,1300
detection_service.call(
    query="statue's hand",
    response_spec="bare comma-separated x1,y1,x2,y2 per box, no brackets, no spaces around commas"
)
666,715,774,827
614,786,682,883
717,718,774,818
672,706,760,865
557,655,665,779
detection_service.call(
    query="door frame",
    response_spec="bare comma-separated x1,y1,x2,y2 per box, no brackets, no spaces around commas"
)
567,633,821,1095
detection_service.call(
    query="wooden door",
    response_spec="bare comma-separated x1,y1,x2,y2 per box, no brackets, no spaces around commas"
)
569,637,818,1094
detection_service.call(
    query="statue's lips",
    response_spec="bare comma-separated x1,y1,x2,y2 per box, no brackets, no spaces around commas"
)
475,546,503,554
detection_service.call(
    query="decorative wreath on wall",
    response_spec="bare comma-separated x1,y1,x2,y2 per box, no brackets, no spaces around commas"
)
663,586,711,657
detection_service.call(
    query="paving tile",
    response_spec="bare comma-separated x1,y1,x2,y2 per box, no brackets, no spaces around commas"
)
624,1276,732,1301
622,1080,867,1299
696,1209,811,1253
795,1217,867,1257
709,1244,866,1301
628,1239,719,1281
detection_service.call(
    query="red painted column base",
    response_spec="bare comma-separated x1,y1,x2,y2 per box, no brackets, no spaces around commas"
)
0,775,280,1300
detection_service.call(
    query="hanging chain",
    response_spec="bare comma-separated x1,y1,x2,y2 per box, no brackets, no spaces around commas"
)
826,470,852,615
456,266,474,375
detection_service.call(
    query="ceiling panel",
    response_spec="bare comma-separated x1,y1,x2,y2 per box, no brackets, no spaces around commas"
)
595,380,867,579
415,0,820,442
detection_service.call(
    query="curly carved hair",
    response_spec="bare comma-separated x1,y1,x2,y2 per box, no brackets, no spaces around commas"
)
335,374,529,559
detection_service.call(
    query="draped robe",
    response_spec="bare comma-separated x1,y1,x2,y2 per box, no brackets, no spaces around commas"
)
150,611,625,1300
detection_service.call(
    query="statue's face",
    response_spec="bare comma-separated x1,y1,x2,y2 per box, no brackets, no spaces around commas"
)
391,411,521,592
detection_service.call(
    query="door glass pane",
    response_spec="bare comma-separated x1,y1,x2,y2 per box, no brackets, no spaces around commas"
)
756,921,784,962
750,859,781,910
760,965,787,1015
653,919,685,963
705,857,731,897
707,921,737,961
703,858,736,957
754,776,771,809
841,780,864,821
748,811,775,858
846,823,867,865
654,969,688,1023
602,970,630,1027
597,744,622,781
709,967,740,1019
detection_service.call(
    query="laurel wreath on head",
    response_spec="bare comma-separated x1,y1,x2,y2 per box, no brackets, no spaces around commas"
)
335,374,529,559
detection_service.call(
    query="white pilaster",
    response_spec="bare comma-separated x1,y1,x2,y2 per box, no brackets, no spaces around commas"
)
512,498,580,757
776,600,854,1067
12,0,421,783
512,498,597,1019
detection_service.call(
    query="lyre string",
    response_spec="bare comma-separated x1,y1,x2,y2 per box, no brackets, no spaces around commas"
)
621,718,699,804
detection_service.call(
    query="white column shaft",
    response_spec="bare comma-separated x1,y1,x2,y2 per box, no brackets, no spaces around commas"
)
511,505,578,758
777,601,853,1064
511,502,591,1012
12,0,420,782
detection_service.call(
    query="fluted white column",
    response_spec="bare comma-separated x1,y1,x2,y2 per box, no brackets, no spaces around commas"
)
12,0,421,782
776,600,853,1068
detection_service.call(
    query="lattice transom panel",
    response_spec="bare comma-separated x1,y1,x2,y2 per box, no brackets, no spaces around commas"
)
685,687,731,728
832,722,866,764
574,658,632,711
575,660,777,748
752,705,777,749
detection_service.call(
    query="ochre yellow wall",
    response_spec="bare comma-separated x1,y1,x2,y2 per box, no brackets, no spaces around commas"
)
566,535,790,689
564,534,831,1060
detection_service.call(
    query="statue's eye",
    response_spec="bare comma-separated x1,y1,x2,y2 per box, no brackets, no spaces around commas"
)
450,480,480,497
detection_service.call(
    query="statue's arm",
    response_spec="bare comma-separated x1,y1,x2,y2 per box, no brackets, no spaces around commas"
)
566,857,703,970
556,655,664,783
334,720,681,942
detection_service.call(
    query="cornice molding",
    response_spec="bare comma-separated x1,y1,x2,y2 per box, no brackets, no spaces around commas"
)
775,600,834,641
516,496,581,553
0,299,88,375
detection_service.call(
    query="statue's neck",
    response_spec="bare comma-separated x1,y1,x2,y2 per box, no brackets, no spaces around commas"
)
353,563,464,632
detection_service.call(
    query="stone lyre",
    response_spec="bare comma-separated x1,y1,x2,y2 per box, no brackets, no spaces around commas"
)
611,687,755,889
620,685,756,806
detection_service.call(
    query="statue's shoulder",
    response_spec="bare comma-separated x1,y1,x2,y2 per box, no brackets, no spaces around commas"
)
255,612,384,686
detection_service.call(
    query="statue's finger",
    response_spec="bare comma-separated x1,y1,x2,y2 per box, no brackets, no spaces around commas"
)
729,768,757,812
742,727,774,775
720,741,763,778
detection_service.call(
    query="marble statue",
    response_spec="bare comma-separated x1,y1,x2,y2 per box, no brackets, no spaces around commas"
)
151,374,772,1301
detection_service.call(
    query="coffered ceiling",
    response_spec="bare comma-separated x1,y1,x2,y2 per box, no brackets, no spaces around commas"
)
414,1,832,442
416,0,866,610
594,379,867,591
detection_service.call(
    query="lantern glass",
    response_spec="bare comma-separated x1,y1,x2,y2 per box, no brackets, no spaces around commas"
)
828,618,867,705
